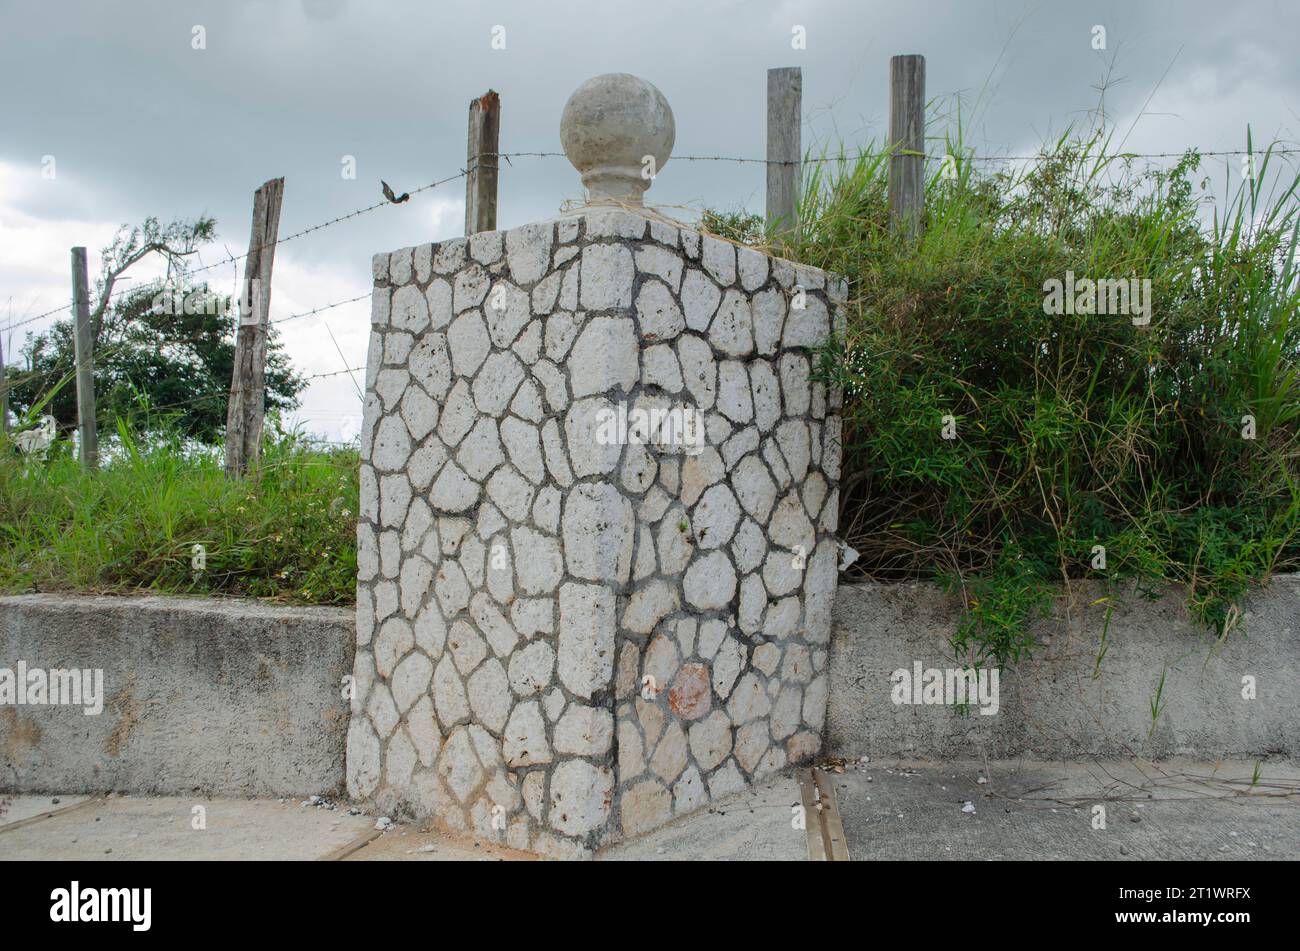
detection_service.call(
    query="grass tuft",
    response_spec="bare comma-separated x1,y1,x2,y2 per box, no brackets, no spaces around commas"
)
0,422,357,604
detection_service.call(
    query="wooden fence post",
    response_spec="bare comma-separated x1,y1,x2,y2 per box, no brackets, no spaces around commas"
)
0,329,8,435
465,90,500,235
888,54,926,238
70,246,98,469
766,67,802,237
224,177,284,478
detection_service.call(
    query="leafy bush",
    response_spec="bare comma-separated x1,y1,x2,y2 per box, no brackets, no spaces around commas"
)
701,208,767,246
5,283,303,444
777,132,1300,665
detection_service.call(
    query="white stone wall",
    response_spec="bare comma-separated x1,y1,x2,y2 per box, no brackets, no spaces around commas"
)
347,207,843,856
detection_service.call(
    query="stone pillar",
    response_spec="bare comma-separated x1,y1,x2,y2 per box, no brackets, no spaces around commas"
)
347,75,843,858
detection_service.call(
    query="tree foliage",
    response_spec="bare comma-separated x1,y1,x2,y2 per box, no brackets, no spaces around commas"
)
6,282,303,443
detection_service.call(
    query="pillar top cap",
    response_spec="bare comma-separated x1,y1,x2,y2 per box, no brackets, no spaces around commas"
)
560,73,675,205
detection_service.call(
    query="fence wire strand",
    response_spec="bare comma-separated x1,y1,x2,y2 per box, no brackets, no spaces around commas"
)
7,142,1297,336
1,170,465,334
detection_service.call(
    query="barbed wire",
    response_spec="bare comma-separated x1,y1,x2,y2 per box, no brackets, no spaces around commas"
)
493,145,1300,167
1,289,371,357
188,169,470,276
307,365,365,380
0,302,72,333
40,362,371,423
955,147,1300,163
0,170,465,334
4,140,1296,338
270,293,369,326
0,292,370,411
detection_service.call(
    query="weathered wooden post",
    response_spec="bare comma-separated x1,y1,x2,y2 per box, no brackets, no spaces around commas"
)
888,54,926,237
766,66,802,238
70,246,98,469
465,90,500,235
224,177,284,478
0,329,8,435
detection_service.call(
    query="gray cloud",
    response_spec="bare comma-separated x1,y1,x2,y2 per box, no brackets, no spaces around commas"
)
2,0,1298,435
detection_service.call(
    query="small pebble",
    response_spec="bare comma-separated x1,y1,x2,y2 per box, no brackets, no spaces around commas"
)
962,802,976,814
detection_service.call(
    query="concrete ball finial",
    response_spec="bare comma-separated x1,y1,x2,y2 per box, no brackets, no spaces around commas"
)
560,73,675,204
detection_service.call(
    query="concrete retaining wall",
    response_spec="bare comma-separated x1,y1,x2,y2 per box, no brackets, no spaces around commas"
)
828,575,1300,760
0,595,354,797
8,571,1293,806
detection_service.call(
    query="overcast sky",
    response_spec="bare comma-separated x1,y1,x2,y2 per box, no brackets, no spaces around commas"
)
3,0,1298,440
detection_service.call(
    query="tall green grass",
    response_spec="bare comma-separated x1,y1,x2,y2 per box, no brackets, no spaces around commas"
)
0,422,358,604
708,131,1300,665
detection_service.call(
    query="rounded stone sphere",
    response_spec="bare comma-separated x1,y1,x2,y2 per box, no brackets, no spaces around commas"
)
560,73,675,203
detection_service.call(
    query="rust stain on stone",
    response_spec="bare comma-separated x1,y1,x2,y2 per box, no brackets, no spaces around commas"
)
667,663,711,720
1,708,42,767
105,675,140,758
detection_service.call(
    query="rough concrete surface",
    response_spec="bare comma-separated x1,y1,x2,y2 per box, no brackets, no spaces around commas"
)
828,576,1300,760
5,762,1294,860
0,775,807,861
830,757,1300,861
344,828,538,861
0,594,354,797
0,794,91,828
0,795,374,860
596,772,807,860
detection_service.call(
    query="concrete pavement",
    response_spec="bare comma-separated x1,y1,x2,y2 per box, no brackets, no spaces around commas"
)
829,757,1300,860
3,759,1296,860
596,773,808,860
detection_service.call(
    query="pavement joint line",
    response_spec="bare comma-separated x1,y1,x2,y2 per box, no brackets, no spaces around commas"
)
796,769,830,861
0,797,102,835
318,826,384,861
812,769,851,861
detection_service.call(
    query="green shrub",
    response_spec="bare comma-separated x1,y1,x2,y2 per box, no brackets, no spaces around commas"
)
777,132,1300,665
701,208,767,246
